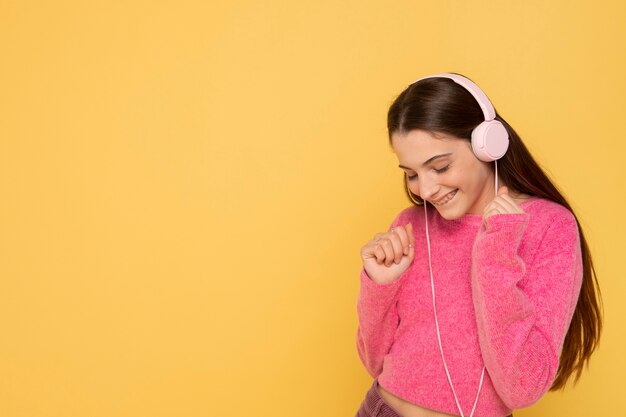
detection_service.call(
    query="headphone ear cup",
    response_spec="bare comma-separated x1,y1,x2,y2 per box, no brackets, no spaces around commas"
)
471,120,509,161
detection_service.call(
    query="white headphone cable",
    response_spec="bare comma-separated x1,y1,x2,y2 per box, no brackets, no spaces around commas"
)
423,202,486,417
495,160,499,196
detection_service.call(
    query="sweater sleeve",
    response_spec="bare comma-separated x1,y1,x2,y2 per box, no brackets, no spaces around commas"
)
355,212,411,378
471,210,583,409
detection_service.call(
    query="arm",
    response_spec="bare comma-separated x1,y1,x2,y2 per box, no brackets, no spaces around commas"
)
471,211,583,409
355,212,410,377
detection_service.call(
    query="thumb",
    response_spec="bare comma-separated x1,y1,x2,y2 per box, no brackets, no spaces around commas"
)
498,186,509,196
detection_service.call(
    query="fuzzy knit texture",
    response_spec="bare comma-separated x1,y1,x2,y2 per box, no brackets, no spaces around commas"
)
356,197,583,417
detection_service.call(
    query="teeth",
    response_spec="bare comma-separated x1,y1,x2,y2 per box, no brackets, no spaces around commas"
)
433,190,457,206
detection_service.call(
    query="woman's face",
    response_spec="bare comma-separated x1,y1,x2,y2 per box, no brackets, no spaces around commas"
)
391,129,495,220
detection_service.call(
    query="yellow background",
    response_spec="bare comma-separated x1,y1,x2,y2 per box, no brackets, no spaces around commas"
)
1,1,624,416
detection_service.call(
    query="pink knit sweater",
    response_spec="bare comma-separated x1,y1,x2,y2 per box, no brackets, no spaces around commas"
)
356,197,583,417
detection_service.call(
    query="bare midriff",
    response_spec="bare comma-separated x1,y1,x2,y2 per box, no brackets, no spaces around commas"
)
376,384,457,417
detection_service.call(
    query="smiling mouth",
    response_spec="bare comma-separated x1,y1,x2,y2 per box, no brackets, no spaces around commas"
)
432,189,458,206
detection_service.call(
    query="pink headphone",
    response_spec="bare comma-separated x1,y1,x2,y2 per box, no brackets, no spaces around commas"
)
411,73,509,162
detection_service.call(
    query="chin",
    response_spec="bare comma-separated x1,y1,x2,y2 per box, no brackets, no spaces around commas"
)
431,203,466,220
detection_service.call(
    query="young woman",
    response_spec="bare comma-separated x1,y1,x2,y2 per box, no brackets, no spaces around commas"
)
355,73,602,417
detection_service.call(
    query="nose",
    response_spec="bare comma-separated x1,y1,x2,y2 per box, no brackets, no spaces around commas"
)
416,175,441,201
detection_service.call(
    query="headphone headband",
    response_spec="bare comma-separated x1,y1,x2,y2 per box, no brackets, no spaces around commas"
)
411,73,496,121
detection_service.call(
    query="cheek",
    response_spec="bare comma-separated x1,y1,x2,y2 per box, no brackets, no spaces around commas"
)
462,163,491,189
449,166,473,189
442,170,463,189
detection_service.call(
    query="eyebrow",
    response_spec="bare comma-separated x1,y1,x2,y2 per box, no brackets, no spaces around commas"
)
398,153,453,170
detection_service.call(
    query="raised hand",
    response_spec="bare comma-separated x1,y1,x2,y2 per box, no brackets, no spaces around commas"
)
360,223,415,285
482,186,525,226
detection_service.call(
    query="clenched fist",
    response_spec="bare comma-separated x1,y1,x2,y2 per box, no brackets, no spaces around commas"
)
360,223,415,285
482,186,525,227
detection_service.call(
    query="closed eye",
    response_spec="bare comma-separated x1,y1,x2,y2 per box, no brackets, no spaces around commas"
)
406,164,450,180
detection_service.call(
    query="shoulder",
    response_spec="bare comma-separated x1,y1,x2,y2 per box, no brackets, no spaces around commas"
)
390,204,424,227
523,197,579,236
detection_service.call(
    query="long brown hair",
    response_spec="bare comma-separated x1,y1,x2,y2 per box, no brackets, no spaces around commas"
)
387,74,602,390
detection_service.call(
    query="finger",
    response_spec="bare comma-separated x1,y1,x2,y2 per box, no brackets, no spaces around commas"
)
386,231,405,266
406,223,415,246
393,227,411,263
378,238,396,267
497,193,524,213
492,197,521,214
491,198,516,213
373,243,386,264
362,241,387,264
483,207,503,221
370,228,404,266
360,241,382,262
392,226,411,256
485,207,502,217
497,186,509,196
406,223,415,261
482,200,501,216
482,201,496,215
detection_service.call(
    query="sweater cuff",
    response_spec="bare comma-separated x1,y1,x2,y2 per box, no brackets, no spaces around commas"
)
358,267,404,308
360,267,405,288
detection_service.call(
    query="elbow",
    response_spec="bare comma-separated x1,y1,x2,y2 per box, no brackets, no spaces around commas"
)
495,358,557,409
500,390,544,410
356,335,383,377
